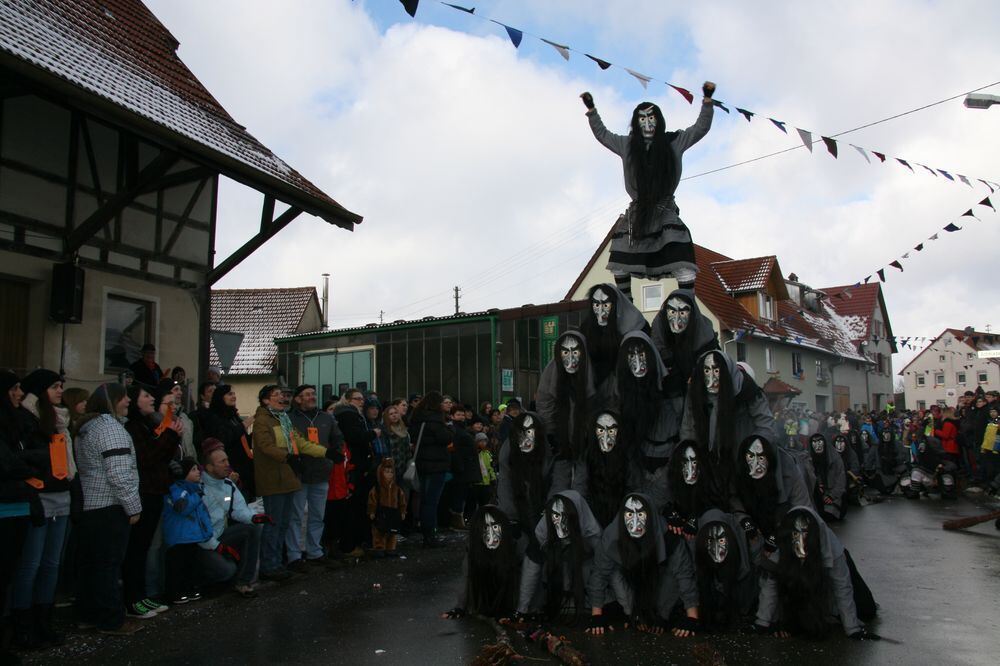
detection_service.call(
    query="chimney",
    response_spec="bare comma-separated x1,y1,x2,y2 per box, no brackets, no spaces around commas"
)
321,273,330,330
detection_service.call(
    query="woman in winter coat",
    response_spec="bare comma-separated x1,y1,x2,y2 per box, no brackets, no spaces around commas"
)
407,391,453,547
333,389,381,555
201,384,255,500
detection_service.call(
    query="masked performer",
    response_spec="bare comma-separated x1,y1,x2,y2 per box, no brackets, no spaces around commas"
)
587,493,699,637
808,434,846,522
497,412,550,557
651,288,719,409
516,491,602,623
680,351,774,485
905,435,958,500
585,410,630,528
863,428,908,496
442,505,520,620
539,332,594,495
581,283,649,401
832,434,864,507
665,441,727,540
694,509,758,630
754,506,878,640
733,436,812,552
616,331,679,511
580,84,716,299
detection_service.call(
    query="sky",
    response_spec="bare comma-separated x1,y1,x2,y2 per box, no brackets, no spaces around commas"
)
145,0,1000,380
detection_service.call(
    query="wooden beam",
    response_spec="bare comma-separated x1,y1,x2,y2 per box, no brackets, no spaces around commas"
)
260,194,275,232
138,165,213,194
64,150,178,255
206,205,301,286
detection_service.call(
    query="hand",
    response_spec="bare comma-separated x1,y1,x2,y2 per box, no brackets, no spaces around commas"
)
128,513,141,526
242,415,254,431
763,534,777,554
286,454,304,475
580,92,594,110
702,81,716,99
251,513,274,525
373,428,382,438
228,471,240,483
217,543,241,562
740,516,759,540
682,517,698,537
849,628,881,641
169,419,183,434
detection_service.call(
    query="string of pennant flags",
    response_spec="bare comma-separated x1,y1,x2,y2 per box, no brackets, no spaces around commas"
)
398,1,1000,193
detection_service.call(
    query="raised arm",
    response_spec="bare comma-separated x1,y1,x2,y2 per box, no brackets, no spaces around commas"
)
582,92,629,157
673,81,716,153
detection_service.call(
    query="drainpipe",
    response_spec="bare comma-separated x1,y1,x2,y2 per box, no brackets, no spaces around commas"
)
321,273,330,330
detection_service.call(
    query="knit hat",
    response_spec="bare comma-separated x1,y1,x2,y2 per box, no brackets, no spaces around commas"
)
0,370,18,395
474,432,488,443
179,458,198,479
293,384,315,398
364,395,381,410
20,369,61,399
201,437,225,458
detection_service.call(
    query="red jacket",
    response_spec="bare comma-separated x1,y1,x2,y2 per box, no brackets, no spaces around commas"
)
327,443,354,501
933,419,959,455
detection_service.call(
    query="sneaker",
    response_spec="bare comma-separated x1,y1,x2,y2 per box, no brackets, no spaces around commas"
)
235,584,258,599
187,591,202,602
170,596,190,606
260,568,294,582
99,619,145,635
141,598,169,614
126,601,158,619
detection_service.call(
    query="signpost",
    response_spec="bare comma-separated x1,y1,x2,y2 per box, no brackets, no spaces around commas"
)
540,315,559,369
501,368,514,393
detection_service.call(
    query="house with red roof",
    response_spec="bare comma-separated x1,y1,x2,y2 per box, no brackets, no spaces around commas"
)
567,230,896,412
897,328,1000,409
0,0,360,388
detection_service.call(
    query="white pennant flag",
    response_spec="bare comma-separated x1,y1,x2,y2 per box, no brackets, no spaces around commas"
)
625,68,652,89
541,39,570,61
850,144,871,164
958,174,972,187
796,128,813,152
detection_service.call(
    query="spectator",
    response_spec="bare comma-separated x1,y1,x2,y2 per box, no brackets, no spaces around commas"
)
469,432,497,515
478,401,493,423
367,458,407,558
286,384,343,569
364,397,388,466
159,378,196,460
381,403,411,485
201,384,255,501
161,459,211,605
205,366,222,385
62,387,90,431
11,369,74,649
122,383,181,619
498,398,522,444
169,366,194,413
405,393,422,425
407,391,453,547
332,389,380,557
74,383,144,635
129,343,163,387
199,448,266,598
446,404,478,530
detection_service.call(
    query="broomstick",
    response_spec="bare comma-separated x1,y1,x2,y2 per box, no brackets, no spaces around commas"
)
941,509,1000,530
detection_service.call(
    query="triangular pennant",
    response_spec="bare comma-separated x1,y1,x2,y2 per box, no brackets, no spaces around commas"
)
877,269,886,282
938,169,954,181
769,118,788,133
864,275,872,283
901,252,909,259
712,100,730,113
980,196,995,211
929,233,939,240
873,151,886,162
796,128,813,151
917,163,937,176
961,209,976,218
736,107,754,122
821,136,838,158
399,0,418,17
958,174,972,187
850,144,871,164
852,282,861,288
943,222,962,232
541,38,570,61
442,2,475,13
625,68,652,89
896,158,914,172
889,260,903,271
668,85,693,104
491,21,523,48
585,54,611,70
794,336,803,344
914,243,923,251
979,179,996,193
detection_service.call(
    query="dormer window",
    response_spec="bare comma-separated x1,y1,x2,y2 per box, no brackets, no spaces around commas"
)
757,292,775,322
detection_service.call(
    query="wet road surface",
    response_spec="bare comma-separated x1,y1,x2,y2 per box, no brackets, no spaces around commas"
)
28,494,1000,665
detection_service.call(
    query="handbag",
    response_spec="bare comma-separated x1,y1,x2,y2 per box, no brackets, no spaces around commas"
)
402,423,425,490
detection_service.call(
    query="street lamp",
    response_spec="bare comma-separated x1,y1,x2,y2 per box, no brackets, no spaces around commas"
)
964,93,1000,109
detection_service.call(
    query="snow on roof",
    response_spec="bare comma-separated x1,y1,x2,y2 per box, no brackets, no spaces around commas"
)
711,256,775,293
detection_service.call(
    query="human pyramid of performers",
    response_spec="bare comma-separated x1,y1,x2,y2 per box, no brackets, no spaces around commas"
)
442,82,880,641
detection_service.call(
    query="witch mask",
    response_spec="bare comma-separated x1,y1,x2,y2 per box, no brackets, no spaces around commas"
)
560,336,582,375
626,343,649,379
810,436,825,455
623,496,648,539
596,413,618,453
665,297,692,334
681,446,699,485
592,288,612,327
746,439,768,480
833,435,847,453
518,416,537,453
483,513,502,550
706,523,728,564
550,498,568,539
703,354,721,394
791,514,809,560
637,106,657,139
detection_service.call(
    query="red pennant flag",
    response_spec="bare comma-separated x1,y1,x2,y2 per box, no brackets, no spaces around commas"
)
821,136,838,158
890,260,903,271
873,151,886,162
586,54,611,70
669,85,693,104
877,269,886,282
980,196,995,211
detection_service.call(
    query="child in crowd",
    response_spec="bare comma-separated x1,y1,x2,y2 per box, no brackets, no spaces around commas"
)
162,459,213,604
470,433,497,514
368,458,406,558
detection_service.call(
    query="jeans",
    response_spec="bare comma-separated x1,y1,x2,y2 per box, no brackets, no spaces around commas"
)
419,472,447,537
75,506,130,630
199,522,261,586
10,514,69,609
285,481,329,560
261,492,295,573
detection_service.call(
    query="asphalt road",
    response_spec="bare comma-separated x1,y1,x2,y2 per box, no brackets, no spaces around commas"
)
26,493,1000,666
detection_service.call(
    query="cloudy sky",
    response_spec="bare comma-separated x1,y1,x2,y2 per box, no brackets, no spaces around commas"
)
146,0,1000,376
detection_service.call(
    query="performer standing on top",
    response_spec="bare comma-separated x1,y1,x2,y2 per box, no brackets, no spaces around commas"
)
581,81,716,300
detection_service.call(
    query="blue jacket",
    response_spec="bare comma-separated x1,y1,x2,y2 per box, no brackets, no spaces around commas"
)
161,480,213,547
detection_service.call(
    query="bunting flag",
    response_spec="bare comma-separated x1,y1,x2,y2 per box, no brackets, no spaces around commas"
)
914,243,923,251
943,222,962,232
918,163,937,177
981,196,996,211
958,174,972,187
736,107,754,122
492,21,523,47
897,158,914,172
442,3,474,13
929,233,939,240
901,252,910,259
821,136,838,158
877,269,886,282
938,169,955,181
712,100,730,113
889,260,904,271
873,151,886,162
961,209,976,219
668,85,693,104
399,0,419,17
796,128,813,151
770,118,788,133
864,275,872,283
541,38,569,60
851,144,870,164
586,54,611,70
625,68,652,88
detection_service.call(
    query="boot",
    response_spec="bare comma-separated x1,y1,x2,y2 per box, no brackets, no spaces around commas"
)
904,481,921,499
33,605,64,647
10,609,39,651
448,511,468,531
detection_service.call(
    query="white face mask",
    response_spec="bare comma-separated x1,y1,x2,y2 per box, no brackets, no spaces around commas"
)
681,446,699,485
550,498,568,539
518,415,536,453
560,337,582,375
627,343,648,378
703,354,721,394
707,523,728,564
595,413,618,453
746,439,768,480
833,436,846,453
665,297,692,334
792,515,809,560
810,436,825,455
637,107,656,140
623,496,648,539
592,288,612,327
483,513,502,550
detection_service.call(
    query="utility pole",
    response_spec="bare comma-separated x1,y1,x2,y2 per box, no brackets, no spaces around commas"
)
454,286,461,314
379,310,384,325
987,323,992,333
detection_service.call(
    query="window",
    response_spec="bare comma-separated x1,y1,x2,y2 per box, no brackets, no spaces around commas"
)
936,399,947,407
957,372,967,385
968,353,975,360
876,353,885,374
939,354,946,362
791,353,803,378
765,347,774,372
103,293,155,374
916,375,926,387
641,284,663,312
934,373,945,385
757,292,775,321
736,342,747,363
815,359,829,383
916,400,926,410
979,371,989,384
